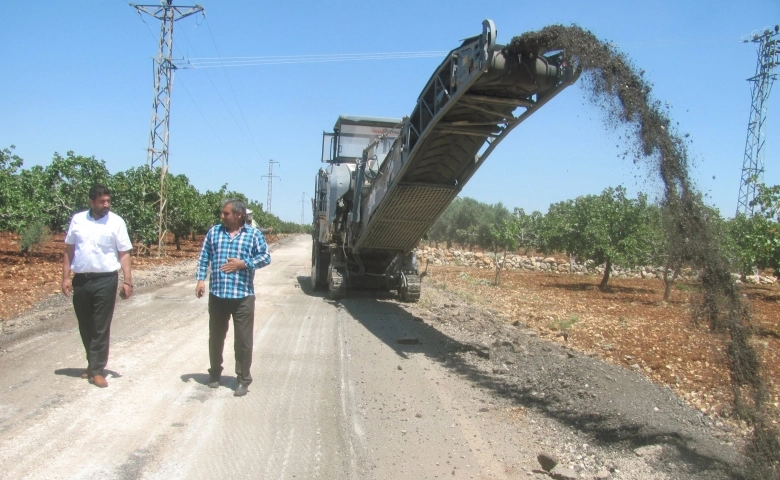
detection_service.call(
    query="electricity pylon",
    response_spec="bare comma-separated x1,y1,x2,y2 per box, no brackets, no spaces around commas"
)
262,159,280,214
299,192,307,224
737,25,780,216
132,1,204,254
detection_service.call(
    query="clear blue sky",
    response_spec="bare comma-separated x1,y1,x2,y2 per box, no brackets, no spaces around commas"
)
1,0,778,224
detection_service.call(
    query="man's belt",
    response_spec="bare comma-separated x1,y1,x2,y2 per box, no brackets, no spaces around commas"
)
73,271,118,279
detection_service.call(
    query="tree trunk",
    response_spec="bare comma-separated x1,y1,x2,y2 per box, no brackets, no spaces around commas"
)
599,258,612,291
494,248,507,286
663,263,679,302
174,233,182,251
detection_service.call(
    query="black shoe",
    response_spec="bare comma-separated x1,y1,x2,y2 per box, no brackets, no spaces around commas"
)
208,377,220,389
234,382,249,397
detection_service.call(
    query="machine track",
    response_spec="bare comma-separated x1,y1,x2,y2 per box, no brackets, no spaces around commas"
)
328,267,345,300
399,273,421,303
311,244,329,291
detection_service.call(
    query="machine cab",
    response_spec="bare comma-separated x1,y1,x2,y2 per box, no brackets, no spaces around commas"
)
322,115,401,166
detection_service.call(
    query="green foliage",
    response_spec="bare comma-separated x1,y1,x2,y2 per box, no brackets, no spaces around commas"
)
0,146,30,232
540,186,656,289
108,166,160,248
751,182,780,222
727,214,780,275
428,197,512,250
548,315,578,332
490,217,519,285
538,199,578,258
45,151,110,231
19,220,51,253
512,208,543,253
167,173,205,248
1,146,310,253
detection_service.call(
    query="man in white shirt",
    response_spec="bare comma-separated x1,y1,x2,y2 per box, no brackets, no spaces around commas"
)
61,185,134,388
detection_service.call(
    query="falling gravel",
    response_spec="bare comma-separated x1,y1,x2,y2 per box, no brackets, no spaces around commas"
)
505,25,780,479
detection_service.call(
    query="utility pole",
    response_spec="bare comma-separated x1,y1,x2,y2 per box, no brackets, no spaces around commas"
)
737,25,779,216
261,159,280,214
299,192,308,224
132,1,204,255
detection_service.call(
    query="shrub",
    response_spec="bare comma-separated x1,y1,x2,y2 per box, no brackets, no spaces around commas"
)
20,220,51,253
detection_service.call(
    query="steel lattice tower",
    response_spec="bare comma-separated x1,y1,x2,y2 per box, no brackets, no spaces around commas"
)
299,192,307,224
262,159,280,214
737,25,780,216
132,1,204,254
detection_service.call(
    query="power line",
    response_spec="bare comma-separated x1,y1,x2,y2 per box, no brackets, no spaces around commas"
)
133,8,253,176
180,37,738,69
184,51,450,68
177,26,266,162
175,76,250,171
203,17,266,161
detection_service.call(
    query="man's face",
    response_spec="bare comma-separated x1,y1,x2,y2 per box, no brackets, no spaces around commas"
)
221,205,242,229
88,194,111,219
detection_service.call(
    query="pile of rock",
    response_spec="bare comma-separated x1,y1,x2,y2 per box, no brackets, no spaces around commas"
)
415,245,777,285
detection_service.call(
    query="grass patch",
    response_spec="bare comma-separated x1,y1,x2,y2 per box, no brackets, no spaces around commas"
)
548,315,579,332
457,272,491,286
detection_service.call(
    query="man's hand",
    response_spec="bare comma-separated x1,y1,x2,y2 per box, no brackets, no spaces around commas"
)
120,282,134,300
196,280,206,298
220,258,247,273
61,278,72,297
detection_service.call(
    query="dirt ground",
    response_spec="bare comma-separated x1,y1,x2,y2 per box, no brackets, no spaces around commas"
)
423,265,780,431
0,231,277,322
1,232,777,435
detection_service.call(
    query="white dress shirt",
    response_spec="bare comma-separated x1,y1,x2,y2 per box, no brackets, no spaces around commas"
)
64,210,133,273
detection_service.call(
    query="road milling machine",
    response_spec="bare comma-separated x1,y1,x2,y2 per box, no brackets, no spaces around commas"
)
311,20,578,301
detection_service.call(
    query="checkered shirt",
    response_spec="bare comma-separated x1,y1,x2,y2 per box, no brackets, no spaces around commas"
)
196,224,271,298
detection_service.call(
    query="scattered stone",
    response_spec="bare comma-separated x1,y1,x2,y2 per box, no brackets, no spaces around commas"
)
397,365,403,370
550,466,579,479
634,444,663,458
594,470,611,479
537,452,558,472
397,337,420,345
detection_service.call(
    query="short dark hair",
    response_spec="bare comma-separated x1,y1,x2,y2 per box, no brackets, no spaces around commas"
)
89,184,111,200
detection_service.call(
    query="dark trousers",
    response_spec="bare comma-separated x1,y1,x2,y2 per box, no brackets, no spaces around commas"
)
72,272,118,376
208,293,255,385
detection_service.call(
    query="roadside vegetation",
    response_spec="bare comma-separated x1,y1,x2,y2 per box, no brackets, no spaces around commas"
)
0,146,310,254
427,187,780,291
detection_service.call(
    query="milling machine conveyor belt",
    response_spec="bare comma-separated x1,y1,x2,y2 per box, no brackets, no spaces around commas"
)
353,20,576,253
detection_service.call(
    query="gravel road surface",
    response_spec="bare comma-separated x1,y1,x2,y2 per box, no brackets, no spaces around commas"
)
0,235,744,479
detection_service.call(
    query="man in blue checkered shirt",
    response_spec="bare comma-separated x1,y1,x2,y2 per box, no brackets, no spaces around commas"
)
195,199,271,397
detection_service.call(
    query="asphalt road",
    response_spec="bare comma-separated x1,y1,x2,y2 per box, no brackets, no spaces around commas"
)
0,235,518,479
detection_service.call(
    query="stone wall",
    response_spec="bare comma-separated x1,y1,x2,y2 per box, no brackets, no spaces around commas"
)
415,245,777,285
